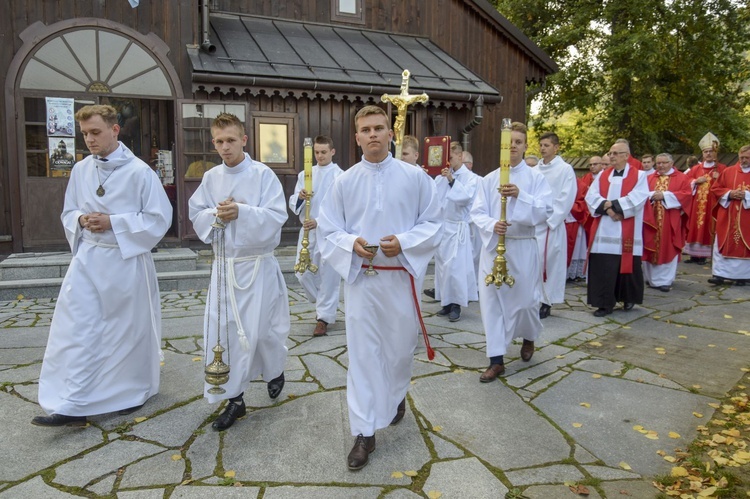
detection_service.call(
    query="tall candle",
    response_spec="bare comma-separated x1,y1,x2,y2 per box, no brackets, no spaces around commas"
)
303,137,313,193
499,118,511,186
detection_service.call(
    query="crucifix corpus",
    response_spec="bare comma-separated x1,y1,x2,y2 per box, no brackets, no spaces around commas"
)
381,69,429,160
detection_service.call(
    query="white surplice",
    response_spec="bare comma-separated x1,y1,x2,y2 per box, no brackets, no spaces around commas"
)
317,153,441,436
535,156,577,304
433,164,479,307
38,143,172,416
189,153,290,404
585,166,649,256
471,162,553,358
288,163,343,324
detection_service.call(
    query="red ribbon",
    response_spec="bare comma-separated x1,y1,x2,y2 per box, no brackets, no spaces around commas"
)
361,265,435,360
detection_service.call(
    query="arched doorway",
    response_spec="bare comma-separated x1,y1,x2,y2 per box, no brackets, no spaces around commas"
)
5,19,182,251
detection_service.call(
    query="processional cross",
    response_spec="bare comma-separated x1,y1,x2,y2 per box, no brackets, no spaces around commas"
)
381,70,429,159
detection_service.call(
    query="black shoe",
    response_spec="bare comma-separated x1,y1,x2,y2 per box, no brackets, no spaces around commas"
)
390,398,406,425
708,276,726,285
735,280,747,287
347,434,376,471
539,304,551,319
448,304,461,322
623,302,635,311
31,414,87,427
267,372,285,399
423,288,435,299
212,401,246,431
695,257,707,265
658,285,671,292
118,404,144,416
593,307,612,317
437,305,451,316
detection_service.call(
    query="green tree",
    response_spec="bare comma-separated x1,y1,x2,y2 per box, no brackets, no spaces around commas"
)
494,0,750,155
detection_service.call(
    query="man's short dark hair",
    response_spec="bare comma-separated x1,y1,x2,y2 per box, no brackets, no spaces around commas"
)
314,135,334,149
539,132,560,145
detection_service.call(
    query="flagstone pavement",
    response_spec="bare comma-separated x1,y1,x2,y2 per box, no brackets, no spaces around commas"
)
0,260,748,498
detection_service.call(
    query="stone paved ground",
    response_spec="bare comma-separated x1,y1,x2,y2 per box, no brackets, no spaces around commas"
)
0,261,748,498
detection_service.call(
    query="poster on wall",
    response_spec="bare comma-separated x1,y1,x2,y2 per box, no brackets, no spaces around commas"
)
48,138,76,177
45,97,75,137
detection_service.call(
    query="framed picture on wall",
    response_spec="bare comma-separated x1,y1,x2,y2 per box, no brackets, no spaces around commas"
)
252,112,298,174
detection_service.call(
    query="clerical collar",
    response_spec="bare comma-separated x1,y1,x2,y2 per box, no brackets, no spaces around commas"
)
660,168,674,176
742,165,750,173
613,168,625,177
703,161,716,168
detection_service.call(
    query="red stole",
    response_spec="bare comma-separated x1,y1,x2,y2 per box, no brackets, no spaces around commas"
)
589,166,639,273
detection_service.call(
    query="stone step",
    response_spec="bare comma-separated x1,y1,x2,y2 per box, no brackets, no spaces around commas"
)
0,253,302,300
0,248,198,281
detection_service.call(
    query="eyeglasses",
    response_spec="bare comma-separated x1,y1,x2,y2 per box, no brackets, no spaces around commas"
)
608,151,628,156
655,161,671,165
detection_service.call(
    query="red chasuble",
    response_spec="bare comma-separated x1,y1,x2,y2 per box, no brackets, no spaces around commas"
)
711,165,750,259
685,162,727,246
581,172,595,190
566,177,590,266
643,170,692,265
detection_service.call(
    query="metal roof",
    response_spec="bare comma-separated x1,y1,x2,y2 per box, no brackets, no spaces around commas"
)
188,13,502,103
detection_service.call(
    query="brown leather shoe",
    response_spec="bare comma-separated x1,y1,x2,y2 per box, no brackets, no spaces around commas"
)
479,364,505,383
313,320,328,337
520,340,535,361
347,434,376,470
390,397,406,425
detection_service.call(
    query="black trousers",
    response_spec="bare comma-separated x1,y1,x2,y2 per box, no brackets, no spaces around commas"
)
587,253,644,309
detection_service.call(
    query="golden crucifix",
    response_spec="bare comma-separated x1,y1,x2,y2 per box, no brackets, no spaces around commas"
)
381,69,429,160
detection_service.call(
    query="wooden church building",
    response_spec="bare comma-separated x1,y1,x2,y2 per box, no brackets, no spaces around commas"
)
1,0,557,252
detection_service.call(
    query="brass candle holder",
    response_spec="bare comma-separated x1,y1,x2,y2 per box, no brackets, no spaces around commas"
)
294,193,318,275
363,244,380,276
294,137,318,274
485,118,515,288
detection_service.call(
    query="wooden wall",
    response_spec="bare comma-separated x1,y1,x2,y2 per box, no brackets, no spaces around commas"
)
1,0,551,250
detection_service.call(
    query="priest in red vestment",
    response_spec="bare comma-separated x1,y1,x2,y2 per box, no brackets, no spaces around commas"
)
708,145,750,286
642,154,692,291
581,156,604,189
684,132,727,264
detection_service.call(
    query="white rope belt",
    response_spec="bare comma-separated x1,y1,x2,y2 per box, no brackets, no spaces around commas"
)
81,237,119,248
444,220,468,261
217,252,273,351
506,235,535,240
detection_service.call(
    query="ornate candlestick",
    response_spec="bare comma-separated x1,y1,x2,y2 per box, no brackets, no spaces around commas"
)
294,137,318,274
486,118,515,288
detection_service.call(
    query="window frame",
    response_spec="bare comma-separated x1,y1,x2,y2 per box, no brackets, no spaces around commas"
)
330,0,365,25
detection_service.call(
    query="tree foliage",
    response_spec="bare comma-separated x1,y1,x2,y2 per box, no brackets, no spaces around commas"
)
494,0,750,156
